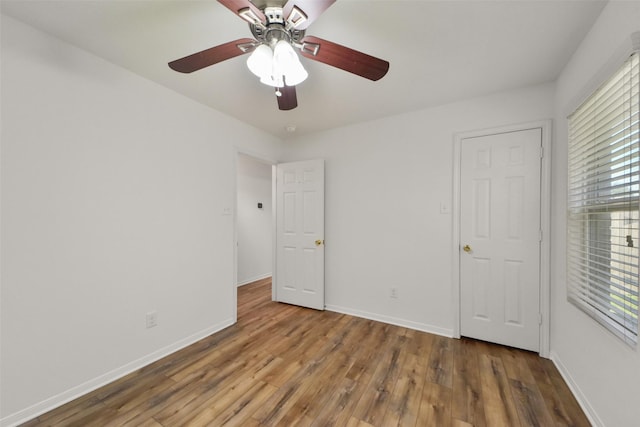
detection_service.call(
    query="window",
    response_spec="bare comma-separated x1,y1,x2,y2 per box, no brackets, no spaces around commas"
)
567,52,640,346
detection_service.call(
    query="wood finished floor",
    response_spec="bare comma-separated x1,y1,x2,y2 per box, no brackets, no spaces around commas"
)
21,278,590,427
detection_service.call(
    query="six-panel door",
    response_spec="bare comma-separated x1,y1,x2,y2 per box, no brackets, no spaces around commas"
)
275,159,325,310
460,128,542,351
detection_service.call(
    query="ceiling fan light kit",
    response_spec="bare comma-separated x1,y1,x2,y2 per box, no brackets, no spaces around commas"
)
248,39,308,87
168,0,390,110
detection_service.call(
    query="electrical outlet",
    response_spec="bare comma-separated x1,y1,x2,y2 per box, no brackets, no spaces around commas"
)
146,311,158,329
390,287,398,299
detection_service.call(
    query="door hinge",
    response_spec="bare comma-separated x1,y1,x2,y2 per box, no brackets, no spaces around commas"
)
540,145,544,158
539,229,543,242
538,313,543,325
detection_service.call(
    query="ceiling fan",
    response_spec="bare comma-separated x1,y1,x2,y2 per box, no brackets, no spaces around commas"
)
168,0,390,111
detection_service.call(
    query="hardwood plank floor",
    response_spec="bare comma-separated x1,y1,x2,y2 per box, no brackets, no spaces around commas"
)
21,278,590,426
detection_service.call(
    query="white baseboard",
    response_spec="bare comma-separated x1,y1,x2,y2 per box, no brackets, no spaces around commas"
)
237,273,271,287
549,350,603,427
0,318,235,427
325,304,454,338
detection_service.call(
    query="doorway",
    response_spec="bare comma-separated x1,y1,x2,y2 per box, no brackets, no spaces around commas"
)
236,153,274,289
452,121,551,356
235,154,326,317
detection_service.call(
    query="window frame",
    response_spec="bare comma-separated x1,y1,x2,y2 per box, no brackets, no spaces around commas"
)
567,51,640,347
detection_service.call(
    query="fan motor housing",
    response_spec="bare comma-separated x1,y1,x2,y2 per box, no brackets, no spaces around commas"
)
249,7,306,46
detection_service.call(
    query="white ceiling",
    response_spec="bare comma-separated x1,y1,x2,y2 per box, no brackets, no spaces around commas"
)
1,0,607,139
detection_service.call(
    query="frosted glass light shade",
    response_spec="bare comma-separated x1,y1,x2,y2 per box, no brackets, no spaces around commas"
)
247,41,307,87
273,40,308,86
247,45,273,78
284,60,308,86
260,74,284,88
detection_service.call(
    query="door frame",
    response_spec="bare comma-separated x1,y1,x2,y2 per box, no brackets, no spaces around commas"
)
452,120,552,357
233,148,278,323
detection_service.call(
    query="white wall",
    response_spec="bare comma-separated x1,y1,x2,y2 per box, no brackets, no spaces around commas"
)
0,15,282,425
551,2,640,427
236,154,272,286
281,83,555,335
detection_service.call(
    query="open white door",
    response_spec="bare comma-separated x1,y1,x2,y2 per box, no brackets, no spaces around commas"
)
460,128,542,352
275,159,325,310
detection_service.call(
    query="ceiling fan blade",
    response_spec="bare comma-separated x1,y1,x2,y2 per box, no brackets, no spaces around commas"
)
283,0,336,30
299,36,389,81
169,38,257,73
217,0,266,25
277,86,298,110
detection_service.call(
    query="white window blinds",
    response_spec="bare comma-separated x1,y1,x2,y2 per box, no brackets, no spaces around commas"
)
567,52,640,346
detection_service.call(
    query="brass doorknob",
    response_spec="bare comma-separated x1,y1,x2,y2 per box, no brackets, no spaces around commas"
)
315,239,324,246
463,244,472,253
